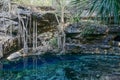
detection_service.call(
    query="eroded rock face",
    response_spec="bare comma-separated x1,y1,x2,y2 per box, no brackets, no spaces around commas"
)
65,23,81,34
1,1,120,56
0,3,59,57
64,22,120,54
108,25,120,33
65,22,108,35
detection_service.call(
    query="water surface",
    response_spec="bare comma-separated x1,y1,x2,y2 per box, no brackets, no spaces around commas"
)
0,54,120,80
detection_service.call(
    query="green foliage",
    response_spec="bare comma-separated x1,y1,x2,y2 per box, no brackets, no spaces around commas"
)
70,14,81,23
79,21,107,37
80,24,95,37
71,0,120,24
89,0,120,24
49,37,57,47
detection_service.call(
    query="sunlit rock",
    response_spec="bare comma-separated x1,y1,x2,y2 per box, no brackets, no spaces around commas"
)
7,52,22,60
118,42,120,47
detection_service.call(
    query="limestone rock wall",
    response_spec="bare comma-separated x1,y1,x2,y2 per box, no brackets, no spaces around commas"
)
65,22,120,54
0,36,22,58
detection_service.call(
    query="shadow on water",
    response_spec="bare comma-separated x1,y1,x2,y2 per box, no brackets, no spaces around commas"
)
1,53,120,80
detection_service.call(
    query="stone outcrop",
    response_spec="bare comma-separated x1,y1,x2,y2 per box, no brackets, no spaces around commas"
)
0,3,58,58
7,51,22,61
108,25,120,33
65,22,120,54
0,1,120,58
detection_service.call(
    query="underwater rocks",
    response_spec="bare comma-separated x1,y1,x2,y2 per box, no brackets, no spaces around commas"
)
64,67,80,80
101,73,120,80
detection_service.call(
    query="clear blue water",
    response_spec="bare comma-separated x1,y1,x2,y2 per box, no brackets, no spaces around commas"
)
0,54,120,80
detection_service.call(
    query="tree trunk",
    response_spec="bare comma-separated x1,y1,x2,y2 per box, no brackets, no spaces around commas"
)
60,4,66,53
35,19,38,48
32,18,37,51
20,17,28,54
28,15,32,46
55,0,66,53
0,43,3,58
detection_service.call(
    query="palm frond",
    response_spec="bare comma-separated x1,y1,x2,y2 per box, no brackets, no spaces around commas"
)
71,0,120,24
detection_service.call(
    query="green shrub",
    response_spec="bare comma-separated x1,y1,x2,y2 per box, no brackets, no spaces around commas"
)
49,37,57,47
81,25,95,37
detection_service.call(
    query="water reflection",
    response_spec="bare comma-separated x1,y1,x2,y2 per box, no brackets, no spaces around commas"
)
0,54,120,80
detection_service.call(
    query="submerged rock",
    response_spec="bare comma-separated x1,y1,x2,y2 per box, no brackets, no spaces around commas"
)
7,52,22,60
64,67,80,80
101,73,120,80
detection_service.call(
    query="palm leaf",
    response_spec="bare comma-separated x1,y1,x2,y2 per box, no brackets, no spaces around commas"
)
71,0,120,24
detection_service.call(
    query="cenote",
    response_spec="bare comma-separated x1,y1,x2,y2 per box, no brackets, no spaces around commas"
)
1,0,120,80
1,53,120,80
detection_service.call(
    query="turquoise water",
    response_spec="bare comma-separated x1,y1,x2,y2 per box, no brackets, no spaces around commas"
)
0,54,120,80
